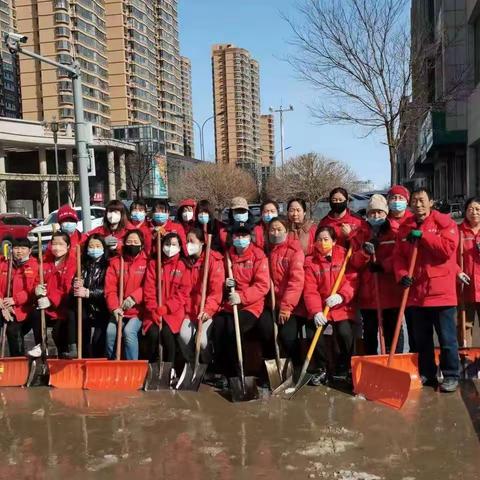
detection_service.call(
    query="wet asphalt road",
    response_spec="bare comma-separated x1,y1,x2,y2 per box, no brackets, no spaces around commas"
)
0,382,478,480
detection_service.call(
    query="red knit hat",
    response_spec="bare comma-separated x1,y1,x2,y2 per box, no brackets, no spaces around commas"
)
388,185,410,201
57,204,78,222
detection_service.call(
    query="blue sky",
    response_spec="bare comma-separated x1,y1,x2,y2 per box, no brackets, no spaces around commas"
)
178,0,390,188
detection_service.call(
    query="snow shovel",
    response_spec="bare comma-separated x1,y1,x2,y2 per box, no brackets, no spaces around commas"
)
351,243,421,410
84,256,148,391
144,234,172,390
176,234,213,391
264,280,292,391
48,245,104,388
273,246,353,399
26,234,50,387
226,252,259,402
0,250,30,387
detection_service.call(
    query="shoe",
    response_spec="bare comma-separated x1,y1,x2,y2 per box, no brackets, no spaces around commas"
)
440,377,458,393
309,370,327,386
27,344,42,358
62,344,78,359
213,375,229,390
421,376,438,388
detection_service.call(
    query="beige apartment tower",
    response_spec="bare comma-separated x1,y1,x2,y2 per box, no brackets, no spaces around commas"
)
212,44,261,174
259,114,274,167
180,56,194,157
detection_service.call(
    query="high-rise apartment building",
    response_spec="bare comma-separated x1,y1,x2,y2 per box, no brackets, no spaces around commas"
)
0,0,22,118
180,56,194,157
259,114,274,168
16,0,111,136
212,44,261,174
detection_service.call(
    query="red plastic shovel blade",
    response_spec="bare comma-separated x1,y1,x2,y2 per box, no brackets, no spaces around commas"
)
47,359,106,389
0,357,30,387
84,360,148,391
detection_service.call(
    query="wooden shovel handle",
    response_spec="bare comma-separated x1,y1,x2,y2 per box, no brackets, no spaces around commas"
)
372,252,386,355
459,231,467,347
37,234,47,355
115,256,125,360
76,245,82,359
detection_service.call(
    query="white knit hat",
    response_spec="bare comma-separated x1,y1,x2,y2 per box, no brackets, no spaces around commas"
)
367,194,389,215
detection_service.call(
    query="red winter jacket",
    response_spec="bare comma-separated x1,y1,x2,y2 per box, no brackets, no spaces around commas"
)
42,252,77,320
185,250,225,322
319,210,366,247
253,222,269,253
351,222,402,310
151,220,187,256
388,209,414,233
0,257,39,321
88,223,133,256
105,252,148,318
287,220,316,256
222,244,270,318
458,221,480,304
268,239,305,313
129,220,153,256
304,245,358,322
393,210,459,307
143,254,191,334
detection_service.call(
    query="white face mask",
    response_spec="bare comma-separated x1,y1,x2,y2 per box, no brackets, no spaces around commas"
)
187,242,201,256
163,244,180,258
182,210,194,222
107,211,121,225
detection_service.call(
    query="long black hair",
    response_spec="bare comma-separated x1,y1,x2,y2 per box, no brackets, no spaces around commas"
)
82,233,108,264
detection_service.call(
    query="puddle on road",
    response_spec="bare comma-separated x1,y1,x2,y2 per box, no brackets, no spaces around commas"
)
0,384,478,479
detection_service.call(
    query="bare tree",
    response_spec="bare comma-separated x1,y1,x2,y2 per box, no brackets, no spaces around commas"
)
266,152,358,215
285,0,469,185
125,147,157,199
170,163,258,211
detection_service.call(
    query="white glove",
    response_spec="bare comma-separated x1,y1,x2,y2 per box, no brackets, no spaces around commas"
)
105,235,118,249
113,308,124,318
458,272,471,286
313,312,328,327
225,278,236,289
35,284,47,297
325,294,343,308
37,296,51,310
122,296,136,310
228,292,241,306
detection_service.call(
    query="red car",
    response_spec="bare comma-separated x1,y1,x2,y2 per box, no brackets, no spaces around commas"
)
0,213,35,251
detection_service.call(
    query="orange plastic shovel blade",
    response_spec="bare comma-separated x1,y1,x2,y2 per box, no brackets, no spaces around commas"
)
0,357,30,387
47,359,106,389
84,360,148,391
351,353,421,410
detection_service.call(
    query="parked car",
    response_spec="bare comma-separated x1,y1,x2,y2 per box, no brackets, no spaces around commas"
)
0,213,35,253
28,206,105,252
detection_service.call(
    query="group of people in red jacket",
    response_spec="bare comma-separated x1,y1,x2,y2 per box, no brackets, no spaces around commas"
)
0,184,473,392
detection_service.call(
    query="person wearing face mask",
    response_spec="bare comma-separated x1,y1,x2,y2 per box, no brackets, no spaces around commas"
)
319,188,366,247
129,199,152,256
213,224,270,385
257,217,305,369
0,238,38,356
28,232,77,359
194,199,222,248
178,228,225,364
150,199,186,256
142,233,191,376
70,234,109,357
253,200,279,253
176,198,197,238
387,185,412,232
351,194,404,355
105,230,148,360
304,227,358,385
88,200,132,256
218,197,256,251
45,205,86,261
286,198,316,256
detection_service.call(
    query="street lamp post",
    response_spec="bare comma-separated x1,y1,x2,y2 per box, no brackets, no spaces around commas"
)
189,111,225,161
5,33,92,231
50,118,61,209
269,105,294,169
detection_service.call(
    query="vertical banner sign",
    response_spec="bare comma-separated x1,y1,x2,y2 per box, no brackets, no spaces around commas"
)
152,153,168,198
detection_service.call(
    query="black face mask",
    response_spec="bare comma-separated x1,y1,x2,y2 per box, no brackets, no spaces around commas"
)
124,245,142,257
330,201,348,214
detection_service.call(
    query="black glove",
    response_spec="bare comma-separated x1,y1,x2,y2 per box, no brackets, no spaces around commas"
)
400,275,414,288
362,242,375,256
369,262,384,273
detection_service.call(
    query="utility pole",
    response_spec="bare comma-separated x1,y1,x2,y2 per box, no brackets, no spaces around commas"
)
269,105,294,169
5,33,92,231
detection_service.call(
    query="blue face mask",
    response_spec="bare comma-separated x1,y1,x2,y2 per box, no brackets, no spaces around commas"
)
131,211,146,223
87,247,104,259
262,213,277,223
61,222,77,234
153,212,169,224
233,237,251,249
198,213,210,225
233,212,249,223
367,217,386,227
389,200,407,213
